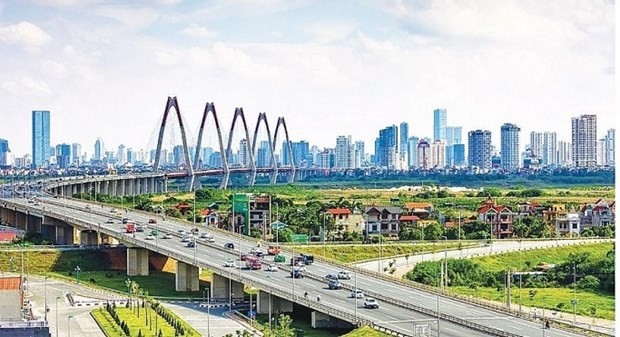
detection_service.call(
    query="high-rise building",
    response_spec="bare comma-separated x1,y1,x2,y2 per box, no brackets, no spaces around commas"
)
500,123,520,171
557,140,572,167
571,114,597,168
417,139,431,169
256,141,271,167
94,137,105,161
430,140,446,168
32,110,51,168
0,139,9,166
445,126,462,146
238,139,250,167
290,140,309,167
598,129,615,167
55,143,71,168
530,131,558,166
433,109,447,142
378,125,398,169
452,144,466,166
353,141,365,169
318,148,335,168
335,135,352,169
468,130,492,170
71,143,81,166
407,136,419,168
117,144,127,164
399,122,408,155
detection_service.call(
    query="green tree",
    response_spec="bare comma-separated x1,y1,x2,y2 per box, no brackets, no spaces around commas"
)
423,222,443,241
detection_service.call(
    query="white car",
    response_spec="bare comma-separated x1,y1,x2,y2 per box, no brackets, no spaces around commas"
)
364,298,379,309
338,271,351,280
145,235,155,241
224,259,235,268
203,236,215,243
181,236,192,243
162,233,172,239
266,264,279,272
351,289,364,299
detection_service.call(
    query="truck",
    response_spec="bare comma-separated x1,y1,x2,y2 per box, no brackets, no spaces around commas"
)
124,223,136,233
291,254,314,266
245,256,262,270
267,245,281,255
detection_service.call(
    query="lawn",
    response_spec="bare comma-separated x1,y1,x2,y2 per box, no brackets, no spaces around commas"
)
92,306,182,337
49,270,210,298
450,286,615,320
474,242,613,272
294,242,475,263
341,326,390,337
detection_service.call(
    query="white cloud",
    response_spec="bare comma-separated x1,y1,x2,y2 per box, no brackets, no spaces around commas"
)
0,21,52,47
1,81,17,94
303,22,356,44
181,24,216,38
21,77,51,94
95,5,159,30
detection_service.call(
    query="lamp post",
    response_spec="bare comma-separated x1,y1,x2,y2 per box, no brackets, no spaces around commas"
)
74,265,81,284
206,288,211,337
44,276,48,323
55,296,61,337
519,240,523,316
67,315,74,337
322,212,327,257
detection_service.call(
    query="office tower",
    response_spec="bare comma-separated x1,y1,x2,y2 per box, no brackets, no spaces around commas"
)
287,140,309,167
319,148,335,168
0,139,9,166
55,143,71,168
445,126,462,146
238,139,249,167
500,123,520,171
353,141,365,169
399,122,408,155
468,130,492,170
256,141,270,167
173,145,186,166
372,137,380,165
529,132,543,161
335,135,352,169
117,144,127,164
530,131,558,166
378,125,398,168
597,129,615,167
417,139,431,169
94,138,105,161
407,136,419,168
452,144,466,166
310,145,320,167
32,110,51,168
126,148,134,164
571,114,597,167
433,109,447,142
430,140,446,168
209,152,222,168
71,143,81,165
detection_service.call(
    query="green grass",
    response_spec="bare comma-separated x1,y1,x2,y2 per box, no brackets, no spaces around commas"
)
450,286,615,320
0,250,113,273
474,243,613,272
92,306,181,337
294,242,475,263
49,270,209,298
341,326,390,337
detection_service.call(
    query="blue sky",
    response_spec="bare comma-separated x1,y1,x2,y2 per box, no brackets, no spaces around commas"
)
0,0,615,157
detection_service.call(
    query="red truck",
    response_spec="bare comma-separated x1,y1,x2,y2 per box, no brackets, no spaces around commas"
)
245,256,263,270
124,223,136,233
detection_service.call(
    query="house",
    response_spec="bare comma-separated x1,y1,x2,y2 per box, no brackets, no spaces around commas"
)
477,197,515,239
172,202,192,215
517,201,548,217
200,209,221,227
580,199,615,230
364,206,401,238
555,211,580,237
326,208,364,234
403,202,434,219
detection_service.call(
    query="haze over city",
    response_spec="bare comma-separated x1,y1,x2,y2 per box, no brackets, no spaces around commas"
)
0,0,614,157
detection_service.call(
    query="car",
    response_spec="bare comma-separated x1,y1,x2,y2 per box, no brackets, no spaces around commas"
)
224,242,234,249
325,274,338,280
33,202,40,206
135,225,145,232
364,298,379,309
328,280,342,290
85,205,91,210
254,251,265,258
203,236,215,243
240,254,249,261
200,233,209,238
338,271,351,280
106,219,114,224
273,254,286,263
266,264,279,272
291,268,304,279
186,241,195,248
224,259,235,268
145,235,155,241
162,233,172,239
148,218,157,224
178,229,186,235
351,289,364,299
181,236,192,243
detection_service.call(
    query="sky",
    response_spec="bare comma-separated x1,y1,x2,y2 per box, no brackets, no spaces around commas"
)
0,0,615,158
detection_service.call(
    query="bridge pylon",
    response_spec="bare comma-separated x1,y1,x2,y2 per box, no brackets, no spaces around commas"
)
250,112,277,186
223,108,256,188
273,117,296,184
194,102,229,190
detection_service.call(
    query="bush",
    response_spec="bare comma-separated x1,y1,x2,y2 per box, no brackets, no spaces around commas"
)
577,275,600,291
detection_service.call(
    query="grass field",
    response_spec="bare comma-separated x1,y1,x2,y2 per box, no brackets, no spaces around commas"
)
474,242,614,272
341,326,390,337
294,242,475,263
450,286,615,320
92,306,181,337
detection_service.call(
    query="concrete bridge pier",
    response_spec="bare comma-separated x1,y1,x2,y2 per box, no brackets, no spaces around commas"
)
211,273,244,302
311,311,352,329
175,261,200,292
100,233,118,245
256,290,293,314
149,178,156,194
79,230,99,246
15,211,27,230
127,248,149,276
26,214,42,233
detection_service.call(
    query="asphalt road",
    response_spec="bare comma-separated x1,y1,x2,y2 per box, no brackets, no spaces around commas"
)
3,195,591,337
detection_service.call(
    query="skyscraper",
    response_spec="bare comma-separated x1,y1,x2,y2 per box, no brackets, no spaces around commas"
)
430,140,446,168
378,125,398,169
468,130,492,170
399,122,408,155
571,114,597,167
335,135,352,169
500,123,520,171
433,109,447,142
598,128,615,167
71,143,81,166
0,139,10,166
445,126,462,146
530,131,558,166
353,141,365,169
417,139,430,169
94,137,105,161
407,136,419,168
32,110,51,168
55,143,71,168
558,141,572,167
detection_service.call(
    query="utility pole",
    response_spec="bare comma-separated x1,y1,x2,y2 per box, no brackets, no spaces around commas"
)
506,270,511,309
573,263,577,325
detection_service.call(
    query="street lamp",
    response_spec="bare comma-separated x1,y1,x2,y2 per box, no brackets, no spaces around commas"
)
74,265,81,284
68,315,74,337
55,296,61,337
322,212,328,257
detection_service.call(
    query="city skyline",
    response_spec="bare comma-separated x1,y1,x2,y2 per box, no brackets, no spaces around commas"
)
0,1,614,156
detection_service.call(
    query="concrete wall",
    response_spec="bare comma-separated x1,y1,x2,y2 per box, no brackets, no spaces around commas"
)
256,290,293,314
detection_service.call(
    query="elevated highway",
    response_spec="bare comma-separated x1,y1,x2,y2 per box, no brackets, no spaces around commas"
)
0,194,591,337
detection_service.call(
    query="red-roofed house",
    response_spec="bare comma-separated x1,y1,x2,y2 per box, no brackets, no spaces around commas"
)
580,199,615,230
326,208,364,234
477,197,515,239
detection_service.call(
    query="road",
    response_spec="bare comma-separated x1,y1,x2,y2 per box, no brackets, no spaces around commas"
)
2,195,592,337
354,238,613,278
